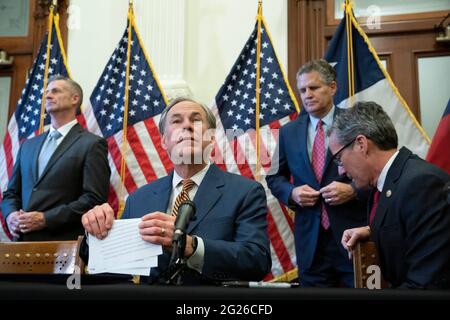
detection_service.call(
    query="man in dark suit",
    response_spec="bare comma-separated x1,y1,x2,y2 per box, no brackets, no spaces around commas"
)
82,97,271,285
335,101,450,289
266,59,366,287
2,75,110,241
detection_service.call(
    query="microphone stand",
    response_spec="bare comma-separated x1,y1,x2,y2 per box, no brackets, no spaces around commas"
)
165,233,188,285
160,200,196,285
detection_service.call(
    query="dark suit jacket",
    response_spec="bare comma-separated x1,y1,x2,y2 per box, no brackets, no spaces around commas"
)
120,164,271,285
370,147,450,289
266,109,366,271
2,123,110,241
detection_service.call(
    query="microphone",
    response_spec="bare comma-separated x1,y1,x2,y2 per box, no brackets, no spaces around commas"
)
168,200,196,270
172,200,196,243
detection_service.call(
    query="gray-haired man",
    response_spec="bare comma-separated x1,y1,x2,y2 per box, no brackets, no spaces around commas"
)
330,101,450,289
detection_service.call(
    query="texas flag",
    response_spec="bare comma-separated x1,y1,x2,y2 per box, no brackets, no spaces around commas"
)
426,99,450,174
324,8,429,158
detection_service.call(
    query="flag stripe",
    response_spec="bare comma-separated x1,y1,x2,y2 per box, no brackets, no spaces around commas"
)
279,200,295,231
116,132,148,188
126,125,157,183
426,99,450,174
267,210,295,272
143,117,174,175
2,133,13,181
76,113,87,129
106,137,138,193
247,130,272,172
107,185,120,216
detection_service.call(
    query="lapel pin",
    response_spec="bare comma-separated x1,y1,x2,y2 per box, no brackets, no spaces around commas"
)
386,190,392,197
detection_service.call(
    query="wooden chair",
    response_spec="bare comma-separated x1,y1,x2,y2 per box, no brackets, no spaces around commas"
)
0,236,84,274
353,240,388,288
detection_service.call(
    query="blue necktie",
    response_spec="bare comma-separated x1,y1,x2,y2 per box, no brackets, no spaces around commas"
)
38,130,62,177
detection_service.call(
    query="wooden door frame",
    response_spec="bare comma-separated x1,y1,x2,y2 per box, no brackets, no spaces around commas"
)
0,0,68,120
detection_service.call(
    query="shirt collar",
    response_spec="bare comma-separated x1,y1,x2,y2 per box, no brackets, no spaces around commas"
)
49,119,77,138
172,163,211,190
377,150,399,192
309,105,335,130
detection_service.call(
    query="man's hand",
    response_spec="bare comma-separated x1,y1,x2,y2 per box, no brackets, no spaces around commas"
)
291,185,320,207
320,181,356,206
139,212,176,251
139,213,196,257
341,226,371,259
81,203,115,239
6,211,21,238
18,210,46,233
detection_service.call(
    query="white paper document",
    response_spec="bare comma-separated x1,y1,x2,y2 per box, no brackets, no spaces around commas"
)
88,219,162,276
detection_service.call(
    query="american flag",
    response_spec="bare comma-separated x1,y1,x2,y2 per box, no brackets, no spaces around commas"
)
84,13,171,215
0,13,70,241
210,18,299,279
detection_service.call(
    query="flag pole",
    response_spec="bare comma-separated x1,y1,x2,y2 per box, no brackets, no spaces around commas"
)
255,0,263,182
118,1,134,218
38,2,57,134
347,8,431,143
345,0,355,104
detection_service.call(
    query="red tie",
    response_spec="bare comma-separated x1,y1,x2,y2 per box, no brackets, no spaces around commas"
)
369,190,381,225
312,121,330,230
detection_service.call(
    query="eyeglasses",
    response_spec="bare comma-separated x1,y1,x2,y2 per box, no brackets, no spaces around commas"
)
332,138,356,167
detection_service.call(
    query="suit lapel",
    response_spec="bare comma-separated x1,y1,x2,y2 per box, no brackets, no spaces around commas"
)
188,165,224,233
36,123,83,184
372,147,411,231
151,172,173,212
322,107,341,174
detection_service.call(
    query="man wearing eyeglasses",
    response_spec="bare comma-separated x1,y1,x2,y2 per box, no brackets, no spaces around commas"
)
266,59,366,287
330,101,450,289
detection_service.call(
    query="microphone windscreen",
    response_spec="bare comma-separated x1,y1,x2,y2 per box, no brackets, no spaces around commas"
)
174,200,196,233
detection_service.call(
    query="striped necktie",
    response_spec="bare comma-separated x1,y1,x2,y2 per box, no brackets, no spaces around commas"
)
172,179,196,216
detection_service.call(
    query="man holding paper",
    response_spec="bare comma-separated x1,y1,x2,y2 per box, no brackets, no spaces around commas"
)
82,98,271,284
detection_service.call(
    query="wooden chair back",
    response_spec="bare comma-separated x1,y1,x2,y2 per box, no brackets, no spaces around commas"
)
353,240,388,288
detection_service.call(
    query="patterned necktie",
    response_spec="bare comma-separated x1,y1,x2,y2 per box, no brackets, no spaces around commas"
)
172,179,196,216
369,190,381,225
311,121,330,229
38,130,62,177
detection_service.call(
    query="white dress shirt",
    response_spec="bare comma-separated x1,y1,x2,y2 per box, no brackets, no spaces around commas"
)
376,150,399,192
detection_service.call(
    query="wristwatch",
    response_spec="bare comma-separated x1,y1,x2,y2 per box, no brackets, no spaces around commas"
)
191,235,198,254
